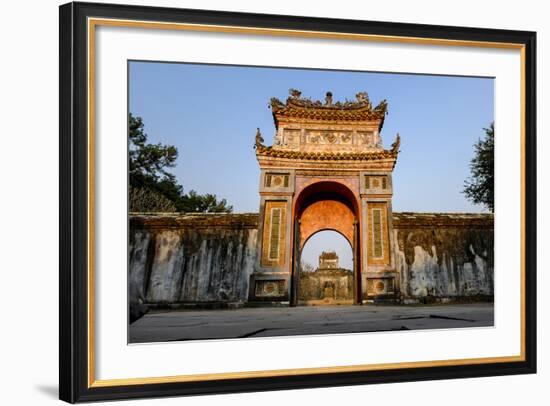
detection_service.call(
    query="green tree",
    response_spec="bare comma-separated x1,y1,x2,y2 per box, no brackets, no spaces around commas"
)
463,123,494,212
129,113,178,188
300,261,315,273
129,186,177,213
179,190,233,213
129,113,233,213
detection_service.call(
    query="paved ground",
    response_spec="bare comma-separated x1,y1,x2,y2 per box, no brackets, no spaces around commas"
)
129,303,494,343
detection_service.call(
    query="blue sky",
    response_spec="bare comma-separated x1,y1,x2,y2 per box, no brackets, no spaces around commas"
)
129,61,494,269
301,231,353,271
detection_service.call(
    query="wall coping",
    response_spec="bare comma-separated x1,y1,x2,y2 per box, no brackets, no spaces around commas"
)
392,212,493,228
129,212,260,229
129,211,493,229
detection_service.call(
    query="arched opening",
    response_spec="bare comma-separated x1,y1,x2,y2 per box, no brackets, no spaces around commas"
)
291,181,361,306
299,230,355,305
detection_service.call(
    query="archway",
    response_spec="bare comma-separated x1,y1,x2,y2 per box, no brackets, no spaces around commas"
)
300,230,354,305
251,89,399,305
291,181,361,306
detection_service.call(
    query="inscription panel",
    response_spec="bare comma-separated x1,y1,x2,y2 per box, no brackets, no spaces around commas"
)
261,201,287,268
367,202,390,266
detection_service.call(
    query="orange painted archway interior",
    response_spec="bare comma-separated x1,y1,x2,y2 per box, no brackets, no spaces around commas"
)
299,200,355,249
292,181,362,304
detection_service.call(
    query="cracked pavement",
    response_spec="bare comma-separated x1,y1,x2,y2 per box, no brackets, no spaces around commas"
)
129,303,494,343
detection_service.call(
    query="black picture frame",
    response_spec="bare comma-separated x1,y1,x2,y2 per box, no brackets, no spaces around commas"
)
59,1,537,403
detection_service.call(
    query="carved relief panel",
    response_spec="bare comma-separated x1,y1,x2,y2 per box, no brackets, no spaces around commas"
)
265,173,290,188
356,131,381,148
255,280,286,297
361,173,393,195
261,170,294,193
365,175,389,193
305,130,353,145
282,129,301,148
366,277,395,295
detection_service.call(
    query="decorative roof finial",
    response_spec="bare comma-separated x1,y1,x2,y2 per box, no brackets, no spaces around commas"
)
374,99,388,114
254,127,265,149
289,88,302,99
390,133,401,153
325,91,333,106
356,91,369,104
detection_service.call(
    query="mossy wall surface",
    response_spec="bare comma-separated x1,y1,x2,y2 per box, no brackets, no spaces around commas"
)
392,213,493,299
129,214,259,306
129,212,493,305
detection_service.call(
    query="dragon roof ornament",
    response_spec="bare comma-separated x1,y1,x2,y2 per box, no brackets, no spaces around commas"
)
256,89,399,165
270,89,388,116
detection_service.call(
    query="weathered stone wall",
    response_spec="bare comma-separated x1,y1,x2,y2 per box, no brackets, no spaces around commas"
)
393,213,494,300
129,212,493,306
129,214,259,307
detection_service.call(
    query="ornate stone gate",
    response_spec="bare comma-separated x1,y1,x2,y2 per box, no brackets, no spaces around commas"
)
249,89,400,305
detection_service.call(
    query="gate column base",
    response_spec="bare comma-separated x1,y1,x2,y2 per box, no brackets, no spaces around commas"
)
248,272,291,303
362,271,399,301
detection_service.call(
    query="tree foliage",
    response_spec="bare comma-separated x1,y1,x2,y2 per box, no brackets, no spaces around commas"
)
129,114,178,186
178,190,233,213
129,113,233,213
129,186,177,213
463,123,494,212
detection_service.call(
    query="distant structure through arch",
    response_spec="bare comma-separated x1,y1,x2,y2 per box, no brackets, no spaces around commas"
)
299,238,355,305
